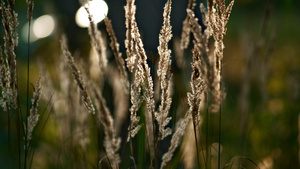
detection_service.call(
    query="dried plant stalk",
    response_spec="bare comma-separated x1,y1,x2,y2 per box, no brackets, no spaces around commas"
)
0,47,11,111
187,0,234,113
60,35,95,114
81,1,107,75
207,0,234,113
126,69,142,141
190,47,205,129
160,113,192,169
124,0,137,72
26,0,34,23
156,0,173,141
104,16,129,93
125,0,155,155
1,0,19,109
132,13,156,157
180,0,195,49
125,0,142,142
161,53,205,168
26,76,42,148
92,85,121,169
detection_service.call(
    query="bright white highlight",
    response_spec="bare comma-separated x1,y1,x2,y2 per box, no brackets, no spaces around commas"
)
33,15,55,38
22,14,56,42
75,0,108,28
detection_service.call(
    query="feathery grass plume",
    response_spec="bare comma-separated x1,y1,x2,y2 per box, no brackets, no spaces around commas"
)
160,113,192,169
37,61,56,103
0,47,10,111
1,0,18,108
224,0,234,28
132,9,156,156
92,84,121,169
26,0,34,24
123,0,144,140
156,0,173,141
207,0,234,113
26,76,42,148
190,48,205,130
61,35,95,114
104,16,129,93
80,0,107,75
127,67,142,142
188,0,234,113
186,46,206,168
124,0,137,72
187,9,211,77
0,47,6,104
6,0,18,48
124,0,156,154
180,0,195,49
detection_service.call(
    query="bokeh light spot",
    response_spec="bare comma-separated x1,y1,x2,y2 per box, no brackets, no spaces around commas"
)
33,15,55,38
75,0,108,28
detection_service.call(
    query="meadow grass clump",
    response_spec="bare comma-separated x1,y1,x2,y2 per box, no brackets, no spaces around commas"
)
0,0,47,168
0,0,248,168
56,0,234,168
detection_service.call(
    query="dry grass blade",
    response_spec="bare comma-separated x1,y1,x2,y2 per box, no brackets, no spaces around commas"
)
1,0,18,108
127,68,142,142
0,46,10,111
124,0,156,156
60,35,95,114
156,0,173,141
92,85,121,169
104,16,129,93
26,76,42,148
133,21,156,161
190,46,206,168
223,156,260,169
124,0,142,143
82,1,107,75
6,0,18,48
187,9,210,72
224,0,235,27
124,0,137,72
26,0,34,23
160,113,192,169
190,49,205,130
180,0,195,49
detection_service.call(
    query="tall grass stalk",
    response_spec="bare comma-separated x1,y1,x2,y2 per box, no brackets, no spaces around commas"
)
25,0,34,168
24,12,30,169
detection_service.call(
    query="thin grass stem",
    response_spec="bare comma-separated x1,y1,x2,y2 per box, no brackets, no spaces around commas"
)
205,94,209,169
24,19,32,169
218,68,223,169
6,103,10,169
28,92,54,169
16,107,21,169
192,120,201,169
218,104,222,169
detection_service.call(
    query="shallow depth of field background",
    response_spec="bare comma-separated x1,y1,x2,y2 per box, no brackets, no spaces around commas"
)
0,0,300,168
